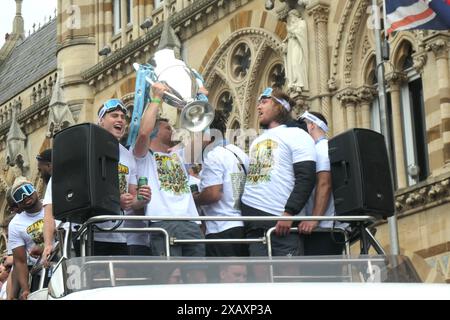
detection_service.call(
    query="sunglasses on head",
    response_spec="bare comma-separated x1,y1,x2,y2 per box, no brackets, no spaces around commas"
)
98,99,127,119
258,87,291,111
12,183,35,204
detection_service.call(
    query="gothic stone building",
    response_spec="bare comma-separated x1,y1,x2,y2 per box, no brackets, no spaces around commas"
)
0,0,448,282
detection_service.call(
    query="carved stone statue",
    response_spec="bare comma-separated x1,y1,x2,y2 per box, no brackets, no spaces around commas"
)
284,8,309,93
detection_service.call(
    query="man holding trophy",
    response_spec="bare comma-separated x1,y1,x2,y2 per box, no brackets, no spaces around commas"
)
133,82,206,260
130,29,216,258
131,43,214,263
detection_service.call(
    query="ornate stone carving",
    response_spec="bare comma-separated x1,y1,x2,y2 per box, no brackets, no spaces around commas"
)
275,4,290,21
203,28,284,127
330,0,355,83
230,42,252,81
268,63,286,89
412,51,427,74
291,95,308,119
83,0,249,90
336,87,359,105
308,3,329,24
265,0,307,21
203,29,283,79
426,37,449,59
357,85,377,103
5,101,28,170
46,74,75,138
385,71,407,87
328,76,337,91
395,176,450,215
343,0,368,86
361,35,371,58
216,56,227,72
0,174,9,193
248,36,264,49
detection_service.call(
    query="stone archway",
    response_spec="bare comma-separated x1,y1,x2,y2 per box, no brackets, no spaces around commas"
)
202,28,285,130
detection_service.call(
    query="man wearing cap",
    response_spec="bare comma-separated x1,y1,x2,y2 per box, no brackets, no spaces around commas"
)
241,87,316,259
7,179,45,299
42,99,151,261
36,149,52,185
298,111,347,255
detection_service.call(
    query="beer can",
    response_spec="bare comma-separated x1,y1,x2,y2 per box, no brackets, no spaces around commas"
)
137,176,148,200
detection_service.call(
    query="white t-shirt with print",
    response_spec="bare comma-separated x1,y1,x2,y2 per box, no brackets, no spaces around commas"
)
200,144,249,235
304,139,347,229
137,149,199,222
242,125,316,216
8,208,45,265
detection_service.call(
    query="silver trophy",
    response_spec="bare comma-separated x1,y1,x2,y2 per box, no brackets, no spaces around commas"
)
134,48,214,132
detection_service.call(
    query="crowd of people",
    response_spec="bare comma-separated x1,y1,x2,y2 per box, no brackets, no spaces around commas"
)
0,84,347,299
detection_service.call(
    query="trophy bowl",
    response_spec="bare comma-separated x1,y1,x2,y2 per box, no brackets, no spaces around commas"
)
146,49,215,132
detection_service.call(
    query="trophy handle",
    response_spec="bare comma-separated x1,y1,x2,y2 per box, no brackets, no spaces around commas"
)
144,76,186,108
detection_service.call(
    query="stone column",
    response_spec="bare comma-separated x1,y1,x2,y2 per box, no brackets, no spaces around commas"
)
133,0,140,39
97,0,105,64
387,72,408,188
357,85,377,129
139,0,145,32
337,88,359,130
104,0,112,47
121,0,128,47
308,1,332,133
428,36,450,164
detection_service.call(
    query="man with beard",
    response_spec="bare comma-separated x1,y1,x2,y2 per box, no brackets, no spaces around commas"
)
36,149,52,185
241,87,316,259
7,179,45,299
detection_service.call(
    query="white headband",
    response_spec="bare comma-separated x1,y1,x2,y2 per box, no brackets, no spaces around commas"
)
301,111,329,132
258,87,291,112
272,96,291,112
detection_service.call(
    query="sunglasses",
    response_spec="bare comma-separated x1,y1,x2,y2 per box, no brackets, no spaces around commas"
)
98,99,127,119
12,183,35,204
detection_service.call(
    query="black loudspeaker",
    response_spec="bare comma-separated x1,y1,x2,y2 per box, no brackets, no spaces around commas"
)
328,128,395,219
53,123,121,224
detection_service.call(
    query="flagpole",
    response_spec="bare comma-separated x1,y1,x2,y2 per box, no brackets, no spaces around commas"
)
372,0,400,255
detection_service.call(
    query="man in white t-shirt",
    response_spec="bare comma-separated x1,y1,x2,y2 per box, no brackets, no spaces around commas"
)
133,83,204,259
298,111,347,255
241,87,317,258
193,115,249,257
42,99,151,261
7,179,45,300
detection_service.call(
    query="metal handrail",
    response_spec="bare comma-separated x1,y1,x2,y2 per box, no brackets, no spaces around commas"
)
79,257,387,265
76,215,368,258
79,227,170,257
